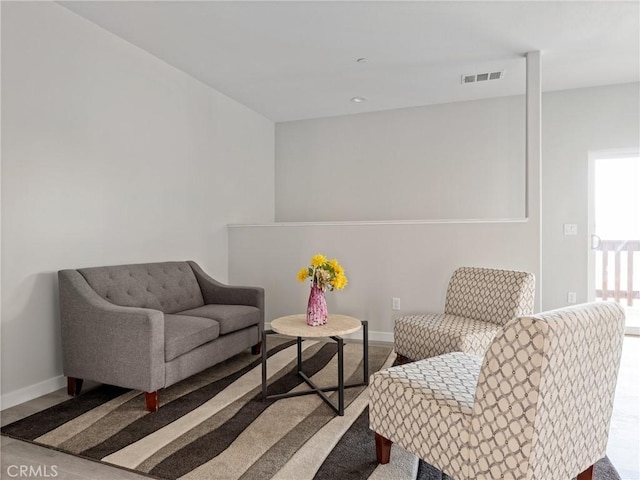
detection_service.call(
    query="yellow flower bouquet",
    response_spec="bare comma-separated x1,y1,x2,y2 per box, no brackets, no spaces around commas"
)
297,253,348,291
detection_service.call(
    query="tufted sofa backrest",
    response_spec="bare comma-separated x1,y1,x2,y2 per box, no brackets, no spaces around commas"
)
466,302,625,480
78,261,205,314
443,266,535,326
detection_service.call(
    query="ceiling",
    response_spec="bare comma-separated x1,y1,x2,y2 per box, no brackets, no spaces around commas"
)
59,1,640,122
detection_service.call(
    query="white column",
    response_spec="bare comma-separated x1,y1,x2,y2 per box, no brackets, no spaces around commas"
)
526,50,542,311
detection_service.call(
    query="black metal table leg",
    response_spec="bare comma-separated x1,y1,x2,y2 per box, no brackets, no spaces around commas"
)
362,320,369,385
261,328,270,399
261,320,370,416
337,337,344,415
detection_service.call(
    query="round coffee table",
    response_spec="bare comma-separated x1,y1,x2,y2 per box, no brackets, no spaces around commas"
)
261,314,369,416
271,314,362,337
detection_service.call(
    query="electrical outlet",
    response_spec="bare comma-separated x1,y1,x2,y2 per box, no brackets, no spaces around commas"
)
564,224,578,235
567,292,577,304
392,298,401,311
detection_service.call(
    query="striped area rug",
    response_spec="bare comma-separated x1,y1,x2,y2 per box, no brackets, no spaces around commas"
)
1,339,423,480
1,338,621,480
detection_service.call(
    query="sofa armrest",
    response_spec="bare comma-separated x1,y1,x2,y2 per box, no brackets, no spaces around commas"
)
187,261,265,326
58,270,165,393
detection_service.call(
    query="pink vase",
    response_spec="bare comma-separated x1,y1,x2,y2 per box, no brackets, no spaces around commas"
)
307,283,328,326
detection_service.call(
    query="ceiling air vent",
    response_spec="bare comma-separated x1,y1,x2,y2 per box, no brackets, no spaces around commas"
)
461,70,504,84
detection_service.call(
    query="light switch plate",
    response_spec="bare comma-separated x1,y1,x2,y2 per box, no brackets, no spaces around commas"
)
392,298,401,311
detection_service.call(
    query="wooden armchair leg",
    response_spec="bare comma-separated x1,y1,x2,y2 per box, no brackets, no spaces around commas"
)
251,341,262,355
577,465,594,480
67,377,83,396
145,391,159,412
375,433,392,464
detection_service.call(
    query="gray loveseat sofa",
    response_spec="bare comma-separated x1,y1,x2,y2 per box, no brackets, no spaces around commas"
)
58,260,263,411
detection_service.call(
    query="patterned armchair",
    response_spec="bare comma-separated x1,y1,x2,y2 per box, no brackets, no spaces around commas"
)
370,302,625,480
394,267,535,362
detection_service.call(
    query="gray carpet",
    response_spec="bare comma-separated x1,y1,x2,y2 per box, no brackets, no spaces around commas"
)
1,338,621,480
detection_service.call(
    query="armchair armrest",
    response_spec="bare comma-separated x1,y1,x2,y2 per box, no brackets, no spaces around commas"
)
188,261,265,326
58,270,165,392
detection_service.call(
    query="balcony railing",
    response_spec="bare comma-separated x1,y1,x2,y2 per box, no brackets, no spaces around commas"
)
594,239,640,306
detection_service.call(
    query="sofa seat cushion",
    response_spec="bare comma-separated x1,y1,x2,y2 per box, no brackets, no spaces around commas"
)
177,304,261,335
164,314,220,362
394,313,500,361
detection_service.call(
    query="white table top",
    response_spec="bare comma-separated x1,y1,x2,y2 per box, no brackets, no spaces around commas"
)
270,314,361,338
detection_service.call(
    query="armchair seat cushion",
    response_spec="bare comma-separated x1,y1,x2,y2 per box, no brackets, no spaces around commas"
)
177,304,261,335
164,314,220,362
394,313,500,361
370,352,482,475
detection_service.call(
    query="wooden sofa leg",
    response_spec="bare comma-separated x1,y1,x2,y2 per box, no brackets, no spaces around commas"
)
577,465,594,480
375,433,392,464
145,391,159,412
67,377,83,396
251,341,262,355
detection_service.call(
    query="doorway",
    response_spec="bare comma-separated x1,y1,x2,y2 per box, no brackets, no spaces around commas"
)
588,150,640,335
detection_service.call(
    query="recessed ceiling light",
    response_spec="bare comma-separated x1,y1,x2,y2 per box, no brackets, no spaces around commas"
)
356,57,369,64
351,96,368,103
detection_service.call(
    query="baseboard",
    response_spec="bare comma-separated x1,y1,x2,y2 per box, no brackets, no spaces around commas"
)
344,329,393,344
1,375,66,410
264,321,393,344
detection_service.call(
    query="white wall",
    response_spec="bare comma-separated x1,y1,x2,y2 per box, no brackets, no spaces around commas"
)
229,220,539,341
232,72,540,340
229,83,639,338
276,95,526,222
0,2,275,407
541,83,639,310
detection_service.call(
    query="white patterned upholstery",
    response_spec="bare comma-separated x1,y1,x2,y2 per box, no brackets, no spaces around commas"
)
371,302,626,480
370,352,481,474
394,314,500,360
394,267,535,361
